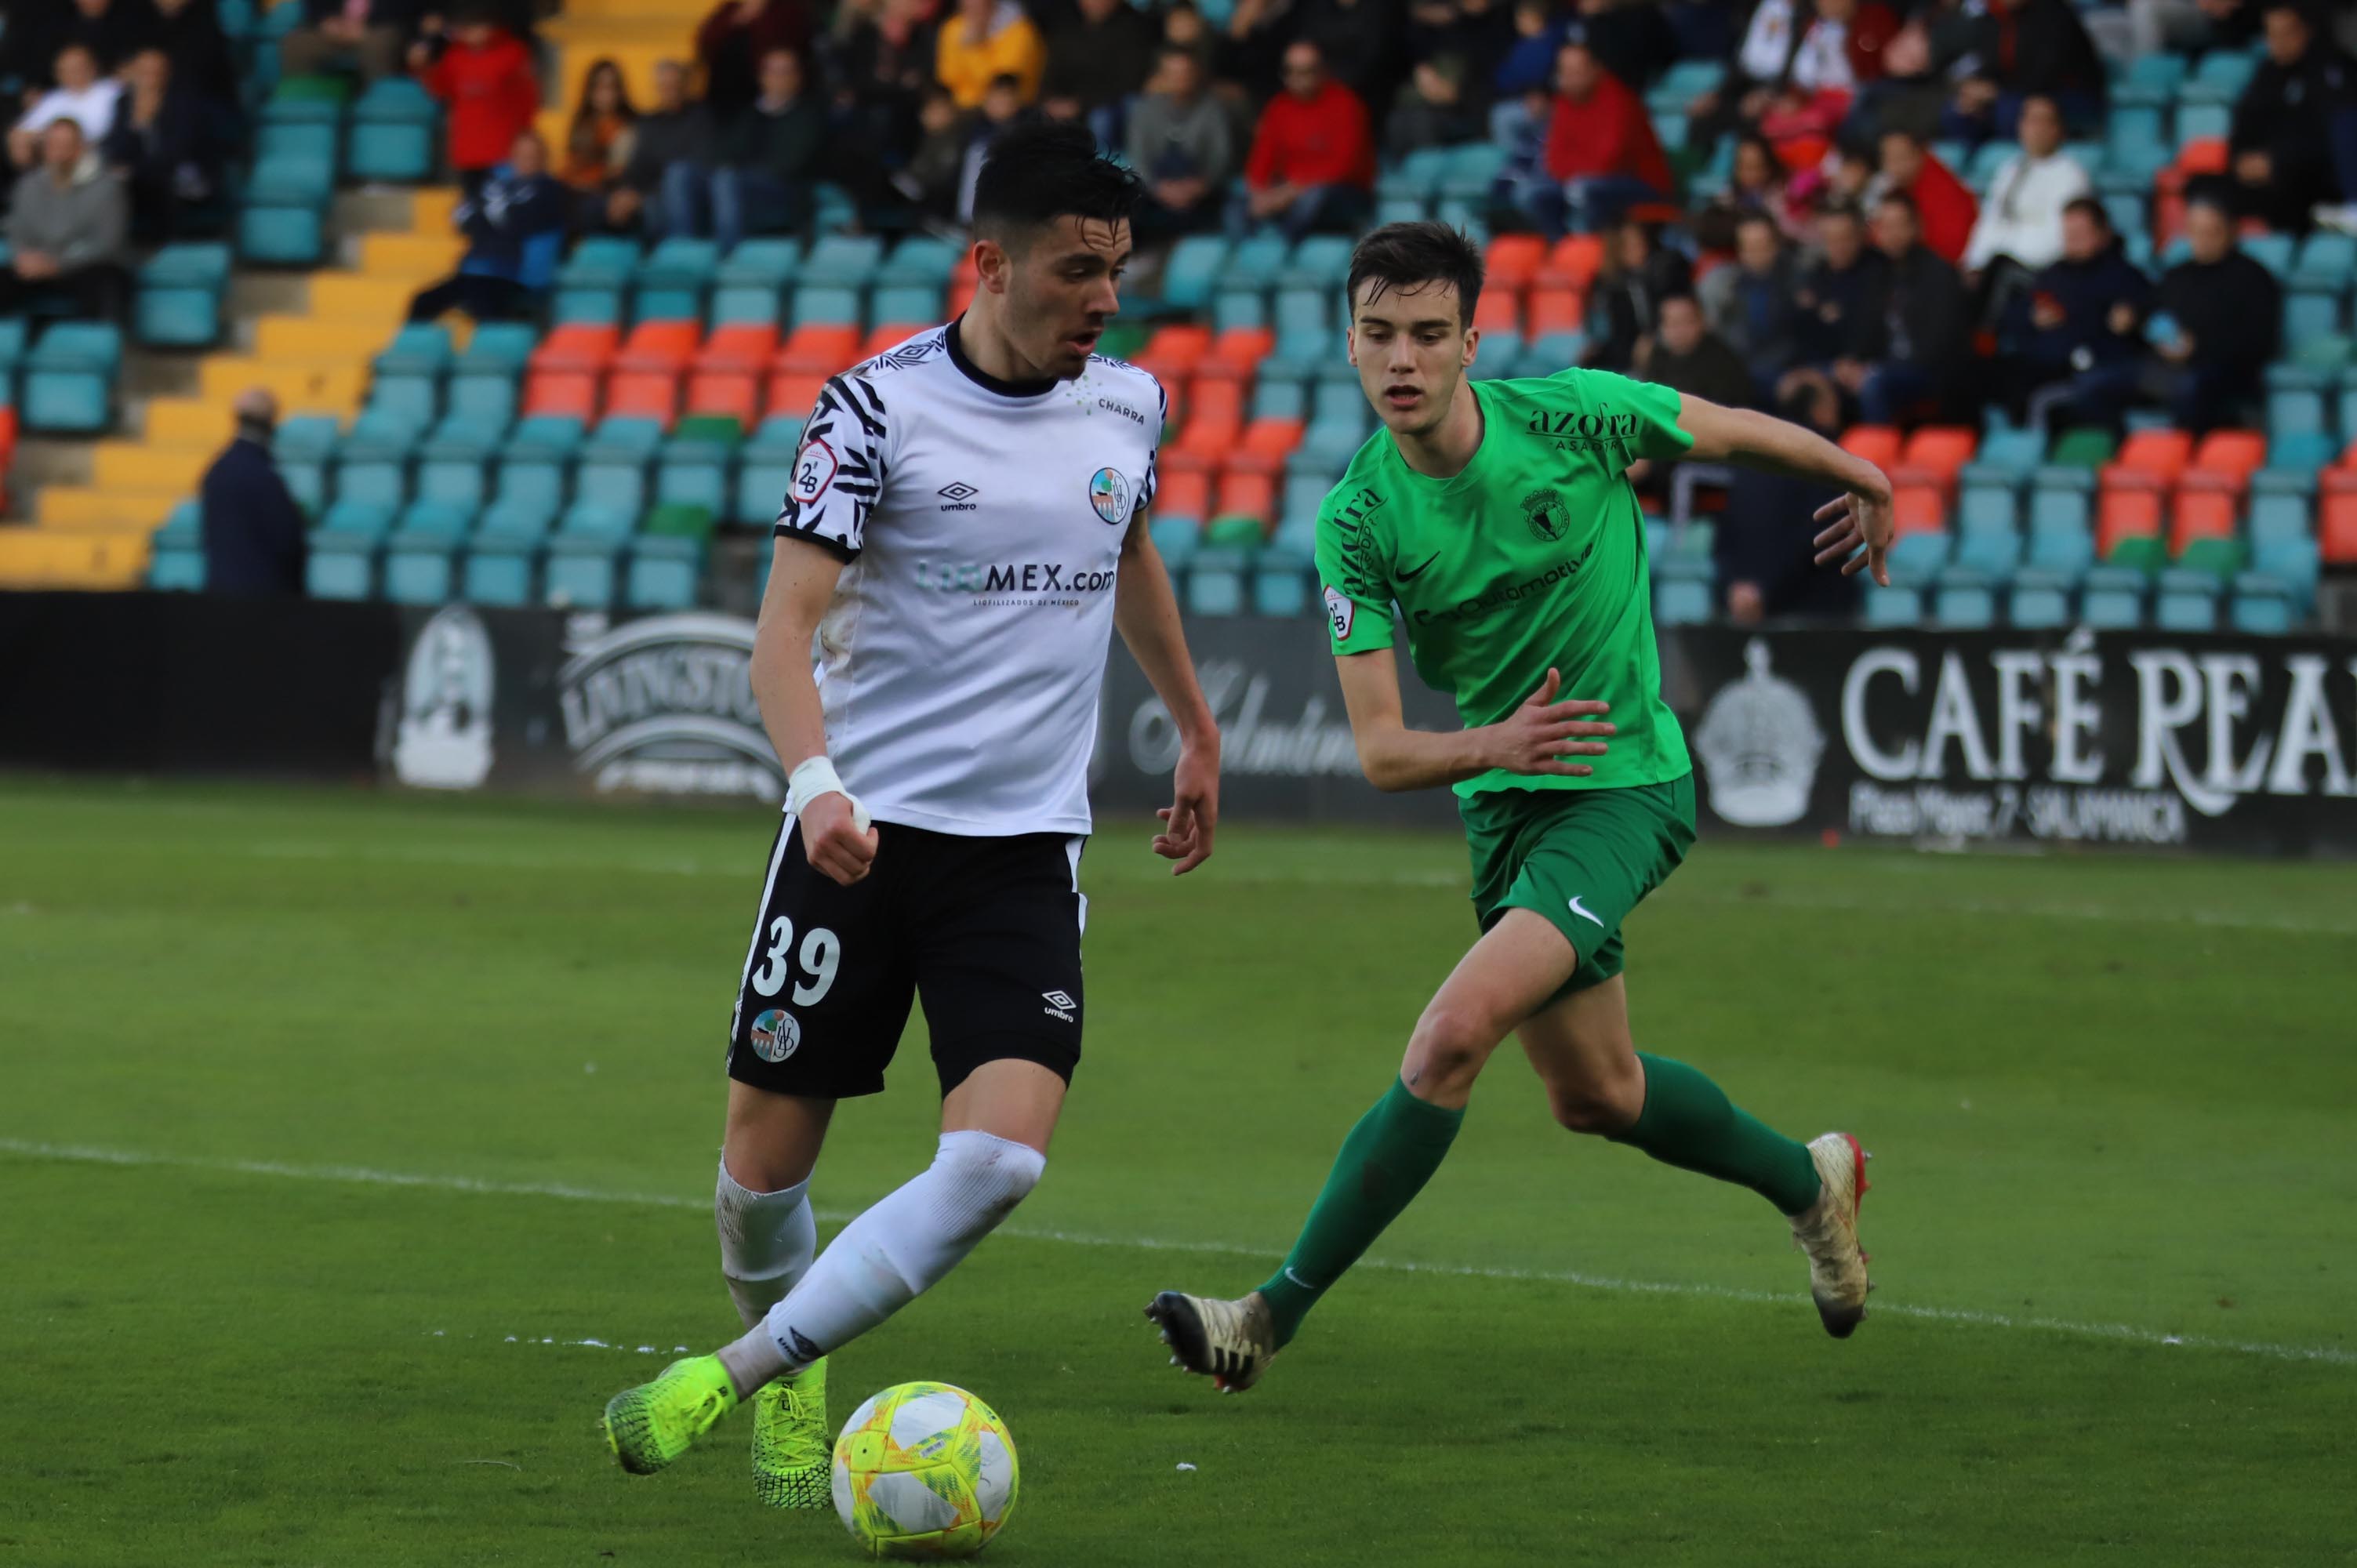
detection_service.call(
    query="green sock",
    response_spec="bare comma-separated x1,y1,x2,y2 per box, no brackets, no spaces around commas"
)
1257,1076,1464,1348
1609,1052,1821,1215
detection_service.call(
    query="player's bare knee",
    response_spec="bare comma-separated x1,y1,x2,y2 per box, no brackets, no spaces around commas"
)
1547,1058,1645,1135
1404,1004,1504,1094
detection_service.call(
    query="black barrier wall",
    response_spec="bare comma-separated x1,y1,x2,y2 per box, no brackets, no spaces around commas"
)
6,593,2353,856
0,591,401,777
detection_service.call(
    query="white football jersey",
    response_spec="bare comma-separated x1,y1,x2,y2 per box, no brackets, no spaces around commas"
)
775,321,1166,837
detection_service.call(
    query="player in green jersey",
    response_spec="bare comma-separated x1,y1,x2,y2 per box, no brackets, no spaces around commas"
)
1147,222,1895,1392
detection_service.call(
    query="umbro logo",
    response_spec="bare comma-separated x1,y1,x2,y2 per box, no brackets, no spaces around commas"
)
1042,989,1077,1022
787,1327,823,1361
938,481,980,512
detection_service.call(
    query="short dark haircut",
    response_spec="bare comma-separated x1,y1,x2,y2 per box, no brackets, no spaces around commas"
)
1345,220,1484,329
971,120,1143,246
1818,201,1863,225
2062,194,2109,228
1876,190,1920,220
1658,289,1701,313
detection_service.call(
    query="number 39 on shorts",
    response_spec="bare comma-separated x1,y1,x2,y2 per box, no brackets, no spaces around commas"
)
751,917,841,1005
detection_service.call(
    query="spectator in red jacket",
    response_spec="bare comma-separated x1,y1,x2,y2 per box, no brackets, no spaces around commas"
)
410,10,540,199
1229,41,1375,241
1520,42,1669,236
1872,129,1977,264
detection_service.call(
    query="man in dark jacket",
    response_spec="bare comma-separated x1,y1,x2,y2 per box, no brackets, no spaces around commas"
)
2007,198,2150,429
677,49,826,249
201,390,308,598
1698,212,1800,400
407,130,569,321
1843,191,1967,426
615,60,717,235
2228,2,2355,232
1637,291,1757,408
1039,0,1158,146
102,49,236,243
2145,194,2281,434
1945,0,2107,138
1789,203,1887,371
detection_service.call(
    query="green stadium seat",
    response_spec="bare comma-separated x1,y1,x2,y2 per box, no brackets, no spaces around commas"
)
2047,429,2115,468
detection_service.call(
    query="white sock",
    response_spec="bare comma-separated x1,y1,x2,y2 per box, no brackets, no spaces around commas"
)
714,1160,817,1330
717,1131,1045,1396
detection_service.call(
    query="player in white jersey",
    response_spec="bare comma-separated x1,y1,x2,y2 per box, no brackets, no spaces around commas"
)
601,124,1222,1499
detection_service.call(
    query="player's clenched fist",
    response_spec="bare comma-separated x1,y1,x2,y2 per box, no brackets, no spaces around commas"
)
802,793,879,886
1487,667,1614,778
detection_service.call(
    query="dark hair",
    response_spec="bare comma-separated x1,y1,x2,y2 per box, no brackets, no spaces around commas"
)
1658,289,1701,312
1875,190,1919,219
1344,220,1485,330
570,57,637,140
971,120,1144,245
2062,194,2109,228
1818,201,1863,225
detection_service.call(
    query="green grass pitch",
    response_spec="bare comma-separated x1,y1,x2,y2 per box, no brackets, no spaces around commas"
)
2,776,2352,1566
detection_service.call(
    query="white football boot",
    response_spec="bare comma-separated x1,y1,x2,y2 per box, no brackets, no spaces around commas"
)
1789,1131,1873,1338
1146,1290,1277,1392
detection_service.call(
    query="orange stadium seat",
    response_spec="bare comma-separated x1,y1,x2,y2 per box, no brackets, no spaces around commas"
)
1473,286,1521,335
1156,467,1211,520
1892,485,1945,535
2097,488,2163,556
2115,428,2193,482
1203,325,1275,379
1840,426,1903,471
1225,418,1305,474
1134,325,1211,380
2322,492,2357,562
774,324,863,376
764,371,831,419
532,322,619,373
1526,286,1585,337
2170,489,2237,552
1173,380,1245,457
521,370,599,421
860,325,915,359
615,321,699,372
605,371,679,426
695,323,779,372
1538,234,1604,290
1900,425,1976,481
1215,470,1275,523
685,372,760,425
2191,429,2267,484
1484,234,1546,292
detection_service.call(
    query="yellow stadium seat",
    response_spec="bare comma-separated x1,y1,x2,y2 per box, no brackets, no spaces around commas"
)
307,274,423,319
361,233,466,278
256,316,398,364
143,397,238,447
93,442,212,493
198,356,365,415
0,525,151,588
38,486,179,529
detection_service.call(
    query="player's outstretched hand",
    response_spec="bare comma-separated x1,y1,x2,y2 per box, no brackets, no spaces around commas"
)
1812,485,1895,586
1491,667,1613,778
1153,735,1220,875
804,793,879,886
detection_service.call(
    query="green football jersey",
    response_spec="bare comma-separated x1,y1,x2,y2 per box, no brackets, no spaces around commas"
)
1313,368,1694,799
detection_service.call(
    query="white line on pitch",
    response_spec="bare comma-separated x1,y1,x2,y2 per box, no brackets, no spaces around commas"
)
4,1136,2348,1369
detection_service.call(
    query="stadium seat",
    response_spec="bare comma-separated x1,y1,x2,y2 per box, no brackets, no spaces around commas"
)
1156,468,1211,524
2079,564,2148,628
2047,426,2115,468
1899,426,1977,482
383,500,472,604
1204,325,1277,380
2321,490,2357,563
2170,488,2238,552
348,78,438,181
1218,233,1289,293
633,238,720,323
1160,236,1230,311
2112,429,2192,483
332,412,420,512
1887,531,1951,580
656,417,739,516
2007,569,2073,628
1213,472,1275,524
1185,544,1251,616
1863,582,1922,627
554,237,642,323
1839,426,1903,471
576,416,666,518
416,416,499,513
1953,521,2021,578
2098,486,2165,558
775,321,863,376
1958,477,2020,535
1149,515,1201,571
543,502,636,608
1933,566,1997,629
1892,485,1945,535
1484,234,1546,292
2230,572,2294,633
2155,568,2222,631
134,243,232,348
2285,284,2343,343
798,235,886,291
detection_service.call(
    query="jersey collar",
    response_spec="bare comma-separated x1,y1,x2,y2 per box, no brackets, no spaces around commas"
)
946,314,1062,399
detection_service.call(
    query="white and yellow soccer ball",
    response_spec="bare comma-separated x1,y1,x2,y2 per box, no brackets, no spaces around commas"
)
831,1381,1019,1559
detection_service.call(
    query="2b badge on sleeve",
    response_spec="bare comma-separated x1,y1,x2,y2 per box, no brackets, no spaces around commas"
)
790,438,838,506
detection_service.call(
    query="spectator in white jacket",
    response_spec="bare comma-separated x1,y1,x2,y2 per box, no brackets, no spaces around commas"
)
1962,94,2091,326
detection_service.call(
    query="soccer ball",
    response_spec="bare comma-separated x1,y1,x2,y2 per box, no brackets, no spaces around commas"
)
831,1381,1019,1559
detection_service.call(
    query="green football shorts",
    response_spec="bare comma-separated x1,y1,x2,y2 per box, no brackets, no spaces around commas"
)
1459,774,1698,997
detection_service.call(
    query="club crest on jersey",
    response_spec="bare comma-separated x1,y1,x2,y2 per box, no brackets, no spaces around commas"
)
789,438,837,507
1323,584,1355,640
750,1008,801,1063
1088,466,1132,524
1521,488,1570,541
